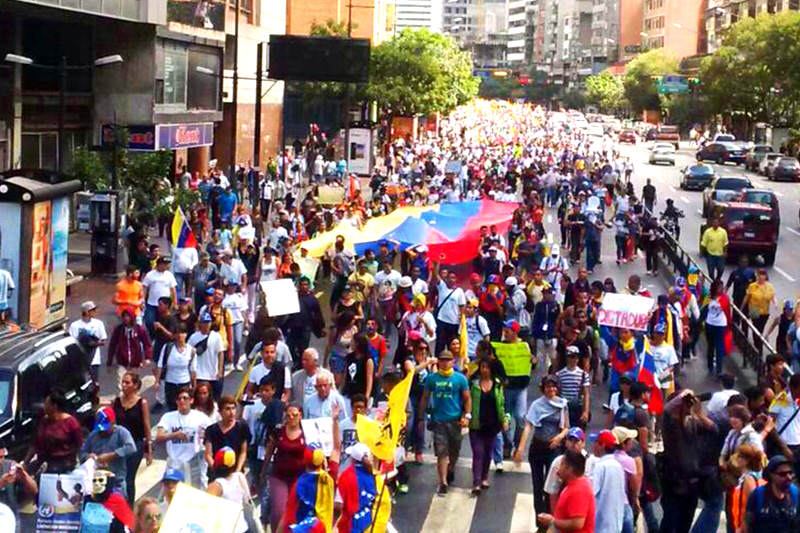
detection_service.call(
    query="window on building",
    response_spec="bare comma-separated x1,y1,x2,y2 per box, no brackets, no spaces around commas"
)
163,46,188,105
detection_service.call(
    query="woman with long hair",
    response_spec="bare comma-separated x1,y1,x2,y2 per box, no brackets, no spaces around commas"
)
342,334,375,406
193,381,219,421
113,372,152,503
324,310,358,387
468,359,509,495
156,323,197,410
133,497,160,533
261,404,306,533
704,279,732,377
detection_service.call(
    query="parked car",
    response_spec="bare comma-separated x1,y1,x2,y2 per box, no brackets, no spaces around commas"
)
712,133,736,143
702,202,779,265
758,152,783,176
0,328,96,459
701,175,754,217
618,130,637,143
649,147,676,165
745,144,775,171
696,142,747,165
768,157,800,181
680,163,716,191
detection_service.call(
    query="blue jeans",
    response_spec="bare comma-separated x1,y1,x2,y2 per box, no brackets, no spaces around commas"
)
408,396,425,454
705,324,727,374
144,304,158,338
706,254,725,281
691,490,723,533
503,387,527,449
622,503,634,533
586,238,600,272
232,321,244,365
174,272,188,300
493,433,503,465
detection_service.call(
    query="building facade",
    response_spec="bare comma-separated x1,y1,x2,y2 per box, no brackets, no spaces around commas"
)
640,0,704,59
706,0,800,53
395,0,442,32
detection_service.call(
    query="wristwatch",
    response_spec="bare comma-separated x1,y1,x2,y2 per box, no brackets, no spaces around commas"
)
463,413,472,420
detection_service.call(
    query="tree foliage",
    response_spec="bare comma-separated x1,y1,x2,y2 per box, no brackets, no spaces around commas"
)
478,77,515,100
623,49,679,115
368,28,479,117
585,71,625,114
700,12,800,127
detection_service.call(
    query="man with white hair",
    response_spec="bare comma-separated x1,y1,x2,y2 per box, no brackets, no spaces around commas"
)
303,370,347,421
290,348,325,410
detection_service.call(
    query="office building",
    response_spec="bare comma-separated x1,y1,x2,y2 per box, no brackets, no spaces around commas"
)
395,0,443,32
706,0,800,53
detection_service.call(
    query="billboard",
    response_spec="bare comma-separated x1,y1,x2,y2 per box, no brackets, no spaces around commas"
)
348,127,372,175
47,197,69,326
0,204,21,321
29,201,52,329
167,0,225,31
268,35,370,83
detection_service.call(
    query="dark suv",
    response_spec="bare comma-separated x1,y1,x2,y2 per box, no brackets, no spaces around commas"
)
696,142,746,165
703,202,779,265
0,329,96,459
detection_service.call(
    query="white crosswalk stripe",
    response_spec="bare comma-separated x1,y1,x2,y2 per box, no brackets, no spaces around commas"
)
509,493,535,533
420,486,479,533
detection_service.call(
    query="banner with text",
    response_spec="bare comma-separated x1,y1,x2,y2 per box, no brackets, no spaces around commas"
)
491,341,532,377
597,293,655,331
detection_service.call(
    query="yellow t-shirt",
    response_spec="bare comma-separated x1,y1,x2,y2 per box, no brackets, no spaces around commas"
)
746,281,774,316
347,271,375,303
701,227,728,257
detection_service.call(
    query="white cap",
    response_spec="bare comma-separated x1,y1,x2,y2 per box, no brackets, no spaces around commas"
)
550,244,560,256
505,276,518,287
345,442,372,463
398,276,413,288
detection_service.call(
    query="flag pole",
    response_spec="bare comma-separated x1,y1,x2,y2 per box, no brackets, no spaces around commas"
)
368,469,391,533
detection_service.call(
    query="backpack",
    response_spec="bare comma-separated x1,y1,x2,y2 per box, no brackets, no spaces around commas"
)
613,402,636,427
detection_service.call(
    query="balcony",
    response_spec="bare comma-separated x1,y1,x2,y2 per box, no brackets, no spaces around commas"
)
15,0,166,24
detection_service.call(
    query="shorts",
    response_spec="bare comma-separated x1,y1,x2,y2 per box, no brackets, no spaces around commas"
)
330,353,347,374
432,420,463,459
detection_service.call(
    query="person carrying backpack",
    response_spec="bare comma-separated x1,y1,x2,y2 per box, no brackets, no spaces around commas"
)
743,454,800,532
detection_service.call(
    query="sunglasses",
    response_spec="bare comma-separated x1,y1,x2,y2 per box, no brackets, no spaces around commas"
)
774,470,795,478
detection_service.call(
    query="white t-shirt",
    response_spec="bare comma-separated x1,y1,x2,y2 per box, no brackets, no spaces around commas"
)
374,270,402,292
222,292,248,324
268,226,289,251
706,299,728,327
172,247,199,275
707,389,739,418
770,392,800,446
249,361,292,391
189,330,224,381
411,278,429,296
158,343,197,384
157,409,211,464
220,259,248,286
0,269,15,310
436,281,466,325
649,342,679,381
465,315,490,359
68,318,107,366
402,310,437,344
142,269,178,306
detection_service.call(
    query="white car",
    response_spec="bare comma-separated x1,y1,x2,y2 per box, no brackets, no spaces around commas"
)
651,142,677,153
758,152,783,176
649,148,676,165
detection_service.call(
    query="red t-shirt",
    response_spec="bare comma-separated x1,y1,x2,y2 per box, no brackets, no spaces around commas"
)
554,476,596,533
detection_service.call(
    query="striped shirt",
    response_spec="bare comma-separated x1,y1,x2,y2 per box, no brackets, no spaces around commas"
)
555,367,590,402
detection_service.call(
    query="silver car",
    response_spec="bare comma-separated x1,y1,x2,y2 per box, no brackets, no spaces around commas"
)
649,148,676,166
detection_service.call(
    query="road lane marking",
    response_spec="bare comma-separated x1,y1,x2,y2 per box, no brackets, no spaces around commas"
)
787,227,800,236
420,486,479,533
681,196,690,204
510,493,535,533
773,266,797,283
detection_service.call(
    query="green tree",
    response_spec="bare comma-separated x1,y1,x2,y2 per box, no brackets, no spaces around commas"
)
478,77,515,100
623,49,679,115
585,71,625,114
700,12,800,129
368,28,479,117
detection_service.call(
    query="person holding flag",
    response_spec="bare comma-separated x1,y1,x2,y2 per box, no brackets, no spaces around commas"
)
171,207,199,300
608,328,640,396
280,444,335,533
336,442,378,533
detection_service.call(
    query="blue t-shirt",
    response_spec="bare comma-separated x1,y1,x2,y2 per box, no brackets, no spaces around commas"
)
424,371,469,423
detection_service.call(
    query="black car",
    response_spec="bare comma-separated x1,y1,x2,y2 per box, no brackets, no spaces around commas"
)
769,157,800,182
0,328,96,459
696,142,747,165
680,163,715,191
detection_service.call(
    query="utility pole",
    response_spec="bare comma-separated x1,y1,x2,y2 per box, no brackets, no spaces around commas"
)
58,56,66,175
254,42,263,168
344,2,373,175
229,0,240,182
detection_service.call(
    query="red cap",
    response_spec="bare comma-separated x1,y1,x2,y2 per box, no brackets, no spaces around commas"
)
470,273,481,282
597,430,617,449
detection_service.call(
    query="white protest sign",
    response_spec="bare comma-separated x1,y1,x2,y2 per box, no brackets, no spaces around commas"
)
597,293,655,331
260,278,300,317
301,417,335,457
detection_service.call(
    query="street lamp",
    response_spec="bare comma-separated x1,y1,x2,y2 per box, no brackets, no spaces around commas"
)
4,53,123,175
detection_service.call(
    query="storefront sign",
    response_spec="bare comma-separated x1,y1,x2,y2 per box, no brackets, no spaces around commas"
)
156,122,214,149
101,125,157,151
597,293,655,331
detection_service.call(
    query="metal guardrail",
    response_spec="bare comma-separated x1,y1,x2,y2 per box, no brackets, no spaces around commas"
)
656,227,779,379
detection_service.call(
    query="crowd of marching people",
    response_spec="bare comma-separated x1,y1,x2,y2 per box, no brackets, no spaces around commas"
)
4,100,800,533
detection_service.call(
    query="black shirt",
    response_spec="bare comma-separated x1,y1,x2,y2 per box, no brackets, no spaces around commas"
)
478,386,501,434
343,354,369,399
205,420,252,457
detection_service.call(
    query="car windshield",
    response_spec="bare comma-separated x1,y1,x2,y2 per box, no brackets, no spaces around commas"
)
778,158,798,166
716,135,735,142
689,165,713,174
712,190,739,201
725,209,775,226
0,370,11,423
742,191,774,206
715,178,750,190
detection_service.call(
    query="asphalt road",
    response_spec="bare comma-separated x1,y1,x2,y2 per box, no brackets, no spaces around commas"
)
69,144,759,532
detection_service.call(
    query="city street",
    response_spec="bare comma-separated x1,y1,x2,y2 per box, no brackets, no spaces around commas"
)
62,141,757,532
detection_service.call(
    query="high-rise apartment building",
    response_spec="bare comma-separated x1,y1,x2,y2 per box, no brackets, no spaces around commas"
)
507,0,528,64
395,0,443,32
640,0,704,59
706,0,800,53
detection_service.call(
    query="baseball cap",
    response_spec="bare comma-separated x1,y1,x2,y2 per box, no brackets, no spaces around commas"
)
81,301,97,313
488,274,501,285
214,446,237,469
157,255,172,264
205,287,216,295
566,345,580,357
162,467,184,483
784,299,795,312
619,373,634,384
503,319,520,333
611,426,638,445
765,454,793,475
505,276,518,287
199,312,213,323
567,427,585,441
303,444,325,467
596,430,617,449
469,272,482,283
346,442,372,463
413,293,427,307
94,406,115,432
653,322,666,334
675,276,687,288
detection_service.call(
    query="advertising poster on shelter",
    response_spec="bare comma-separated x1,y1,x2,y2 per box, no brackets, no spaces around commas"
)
0,203,21,321
29,201,52,329
46,196,69,325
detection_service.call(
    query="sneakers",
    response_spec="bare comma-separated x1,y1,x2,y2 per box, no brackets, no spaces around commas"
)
397,483,409,494
437,484,448,496
495,464,504,475
471,487,481,496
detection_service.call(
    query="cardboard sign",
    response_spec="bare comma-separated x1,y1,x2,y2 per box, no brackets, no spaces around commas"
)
302,417,335,457
160,482,243,533
597,293,655,331
36,472,89,532
261,278,300,317
318,186,346,205
491,341,532,377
